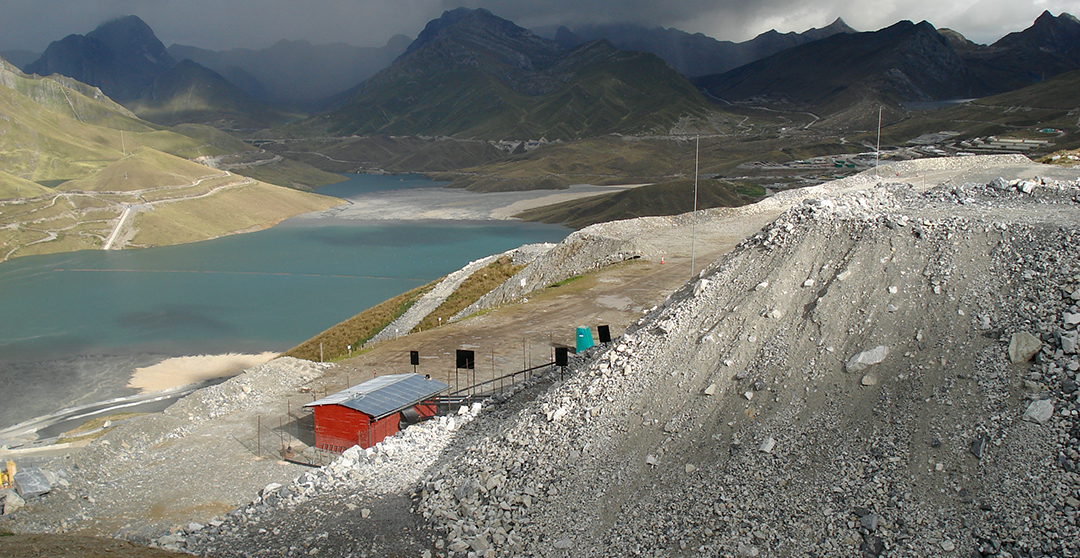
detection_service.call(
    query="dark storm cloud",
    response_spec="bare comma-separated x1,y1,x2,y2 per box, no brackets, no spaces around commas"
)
2,0,1078,53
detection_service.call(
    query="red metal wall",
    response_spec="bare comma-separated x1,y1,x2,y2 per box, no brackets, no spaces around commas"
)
417,401,438,418
312,405,370,453
368,413,400,448
312,405,415,452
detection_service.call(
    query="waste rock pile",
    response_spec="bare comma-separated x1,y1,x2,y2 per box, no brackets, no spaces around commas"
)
414,175,1080,557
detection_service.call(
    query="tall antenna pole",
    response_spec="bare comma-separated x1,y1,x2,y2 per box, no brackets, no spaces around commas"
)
875,106,882,179
690,136,699,279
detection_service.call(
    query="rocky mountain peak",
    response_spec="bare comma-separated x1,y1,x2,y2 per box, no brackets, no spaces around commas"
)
87,15,173,66
404,8,556,58
827,17,854,30
938,28,981,51
395,7,563,78
25,14,175,101
993,10,1080,53
802,17,857,40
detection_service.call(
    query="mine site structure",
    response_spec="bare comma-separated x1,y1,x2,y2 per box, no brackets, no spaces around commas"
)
253,324,613,465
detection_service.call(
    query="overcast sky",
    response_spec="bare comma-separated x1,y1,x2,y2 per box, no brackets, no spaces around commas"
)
1,0,1078,53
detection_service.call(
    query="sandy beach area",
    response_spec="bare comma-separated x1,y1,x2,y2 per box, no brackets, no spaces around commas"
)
487,183,651,219
311,182,651,221
127,352,279,392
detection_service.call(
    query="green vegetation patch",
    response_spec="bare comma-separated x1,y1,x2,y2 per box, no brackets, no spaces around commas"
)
549,275,584,288
285,282,437,362
1040,149,1080,167
0,171,52,199
130,180,342,247
232,158,346,191
413,256,523,332
58,147,221,192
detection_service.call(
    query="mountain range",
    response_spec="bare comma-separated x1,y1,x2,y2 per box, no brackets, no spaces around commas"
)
945,10,1080,92
317,8,720,140
544,18,856,77
21,16,292,130
692,10,1080,125
25,15,174,102
13,8,1080,145
694,20,988,117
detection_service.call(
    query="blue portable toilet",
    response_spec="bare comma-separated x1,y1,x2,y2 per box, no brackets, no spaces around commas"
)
576,325,594,352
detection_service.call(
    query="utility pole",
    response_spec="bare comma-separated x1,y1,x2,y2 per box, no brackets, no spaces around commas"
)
690,136,700,279
875,106,882,179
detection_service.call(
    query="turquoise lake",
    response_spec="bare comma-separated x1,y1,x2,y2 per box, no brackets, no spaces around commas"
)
0,175,569,428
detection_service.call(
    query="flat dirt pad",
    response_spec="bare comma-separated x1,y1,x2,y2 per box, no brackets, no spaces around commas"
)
0,534,190,558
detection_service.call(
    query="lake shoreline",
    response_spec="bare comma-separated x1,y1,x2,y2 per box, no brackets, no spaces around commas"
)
0,174,599,437
127,352,279,393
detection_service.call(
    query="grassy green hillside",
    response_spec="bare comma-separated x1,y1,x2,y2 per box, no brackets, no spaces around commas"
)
0,70,247,184
0,76,133,182
130,179,342,247
0,61,344,260
514,179,765,229
0,171,52,199
1,58,145,129
57,147,224,192
170,123,254,152
973,68,1080,109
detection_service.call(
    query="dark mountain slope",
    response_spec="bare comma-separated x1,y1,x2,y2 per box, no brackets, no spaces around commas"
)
322,8,720,140
515,178,763,229
694,20,989,116
127,60,291,129
24,16,291,129
25,16,175,101
975,66,1080,109
955,11,1080,93
551,18,856,77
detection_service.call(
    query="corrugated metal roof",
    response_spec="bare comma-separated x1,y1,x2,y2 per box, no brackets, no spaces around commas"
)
303,373,448,420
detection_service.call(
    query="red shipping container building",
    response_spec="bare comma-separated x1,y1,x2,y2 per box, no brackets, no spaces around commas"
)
303,373,449,453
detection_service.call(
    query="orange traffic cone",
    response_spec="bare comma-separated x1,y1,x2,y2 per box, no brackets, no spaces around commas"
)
660,256,665,264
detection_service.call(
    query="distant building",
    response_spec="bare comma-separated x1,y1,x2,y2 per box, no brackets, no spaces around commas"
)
304,373,448,453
